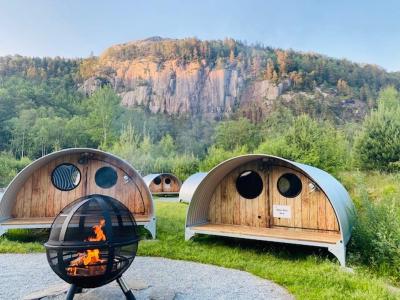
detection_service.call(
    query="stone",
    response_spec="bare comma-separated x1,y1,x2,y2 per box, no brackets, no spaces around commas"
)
125,278,149,290
23,283,69,300
148,286,176,300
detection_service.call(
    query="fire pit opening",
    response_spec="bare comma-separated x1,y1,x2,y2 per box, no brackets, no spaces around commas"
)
45,194,140,299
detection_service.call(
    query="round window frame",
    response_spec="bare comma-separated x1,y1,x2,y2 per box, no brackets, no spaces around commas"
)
153,176,162,185
51,163,81,192
277,173,302,198
235,170,264,200
95,166,118,189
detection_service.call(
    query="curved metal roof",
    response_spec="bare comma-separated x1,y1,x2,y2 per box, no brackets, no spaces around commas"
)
143,173,182,188
179,172,207,203
185,154,355,244
0,148,154,220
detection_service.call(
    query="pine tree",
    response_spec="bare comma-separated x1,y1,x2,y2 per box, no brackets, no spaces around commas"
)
265,58,275,80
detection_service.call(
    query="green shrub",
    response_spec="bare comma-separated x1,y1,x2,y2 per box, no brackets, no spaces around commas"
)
171,154,199,180
256,115,348,174
213,118,261,151
199,145,248,171
344,171,400,281
354,87,400,172
0,152,31,187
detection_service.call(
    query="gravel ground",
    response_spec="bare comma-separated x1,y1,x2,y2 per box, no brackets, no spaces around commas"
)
0,254,292,300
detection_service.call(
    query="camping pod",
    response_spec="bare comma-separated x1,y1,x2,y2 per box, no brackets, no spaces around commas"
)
185,154,355,266
179,172,207,203
0,148,156,238
143,173,182,196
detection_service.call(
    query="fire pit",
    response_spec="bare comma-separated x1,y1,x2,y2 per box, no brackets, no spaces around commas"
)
44,194,140,300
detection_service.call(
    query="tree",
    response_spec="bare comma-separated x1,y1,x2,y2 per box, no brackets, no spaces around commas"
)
265,58,275,80
337,79,351,96
257,115,348,174
213,118,261,151
354,87,400,171
9,109,37,158
276,50,288,75
84,86,122,148
200,145,248,171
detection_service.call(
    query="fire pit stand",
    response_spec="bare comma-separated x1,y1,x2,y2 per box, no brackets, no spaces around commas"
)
65,277,135,300
44,194,140,300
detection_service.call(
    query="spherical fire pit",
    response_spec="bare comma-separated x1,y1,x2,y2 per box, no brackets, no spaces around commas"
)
45,194,140,299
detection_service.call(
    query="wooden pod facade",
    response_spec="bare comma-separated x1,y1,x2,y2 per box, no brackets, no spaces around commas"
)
143,173,182,196
0,148,156,238
185,155,355,266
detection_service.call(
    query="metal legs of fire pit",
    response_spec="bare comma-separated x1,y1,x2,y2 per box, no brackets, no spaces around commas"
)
117,276,136,300
65,277,135,300
66,284,82,300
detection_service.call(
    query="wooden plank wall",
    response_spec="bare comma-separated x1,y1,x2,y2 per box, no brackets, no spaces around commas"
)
208,161,339,232
11,153,151,219
208,161,269,228
149,175,181,193
271,166,339,231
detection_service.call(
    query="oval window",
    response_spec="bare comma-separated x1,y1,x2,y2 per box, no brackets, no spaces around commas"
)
164,177,171,185
153,176,162,185
95,166,118,189
277,173,302,198
236,170,263,199
51,163,81,191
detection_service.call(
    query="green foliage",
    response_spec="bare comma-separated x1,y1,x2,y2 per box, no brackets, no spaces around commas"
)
0,152,30,187
341,171,400,281
84,86,123,148
109,124,199,180
213,118,261,151
257,115,348,174
354,87,400,171
200,145,248,171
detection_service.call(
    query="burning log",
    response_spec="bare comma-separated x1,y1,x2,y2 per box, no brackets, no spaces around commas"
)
67,219,107,276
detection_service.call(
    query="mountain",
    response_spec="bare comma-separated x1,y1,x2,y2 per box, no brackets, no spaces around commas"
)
77,37,400,123
1,37,400,124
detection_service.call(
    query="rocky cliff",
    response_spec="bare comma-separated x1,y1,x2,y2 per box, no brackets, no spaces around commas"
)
79,37,371,122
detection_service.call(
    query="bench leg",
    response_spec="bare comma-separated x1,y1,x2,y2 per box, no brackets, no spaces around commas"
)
328,241,346,267
144,218,156,239
185,228,195,241
0,226,6,237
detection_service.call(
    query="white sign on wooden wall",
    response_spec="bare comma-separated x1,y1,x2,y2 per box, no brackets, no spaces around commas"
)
273,205,291,219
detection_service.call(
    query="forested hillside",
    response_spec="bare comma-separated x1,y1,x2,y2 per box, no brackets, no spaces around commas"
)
1,37,400,168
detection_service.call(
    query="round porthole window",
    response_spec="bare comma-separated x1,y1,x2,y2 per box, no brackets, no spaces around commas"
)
277,173,302,198
153,176,162,185
236,170,263,199
164,177,171,185
95,166,118,189
51,163,81,191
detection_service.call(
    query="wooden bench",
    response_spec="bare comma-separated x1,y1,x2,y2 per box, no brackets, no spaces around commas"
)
191,223,341,244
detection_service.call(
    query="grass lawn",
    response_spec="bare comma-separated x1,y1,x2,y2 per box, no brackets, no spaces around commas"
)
0,200,398,299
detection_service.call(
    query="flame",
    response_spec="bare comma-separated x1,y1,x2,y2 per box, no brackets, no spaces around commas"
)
67,218,107,276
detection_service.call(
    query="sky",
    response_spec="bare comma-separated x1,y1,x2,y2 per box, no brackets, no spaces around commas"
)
0,0,399,71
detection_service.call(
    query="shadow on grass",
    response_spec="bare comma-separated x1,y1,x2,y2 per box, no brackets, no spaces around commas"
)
191,234,338,264
5,229,50,243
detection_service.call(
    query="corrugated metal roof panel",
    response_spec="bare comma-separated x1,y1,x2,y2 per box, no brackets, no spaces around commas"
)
179,172,207,203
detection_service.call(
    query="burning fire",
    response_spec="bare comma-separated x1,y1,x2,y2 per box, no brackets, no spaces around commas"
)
67,219,107,276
